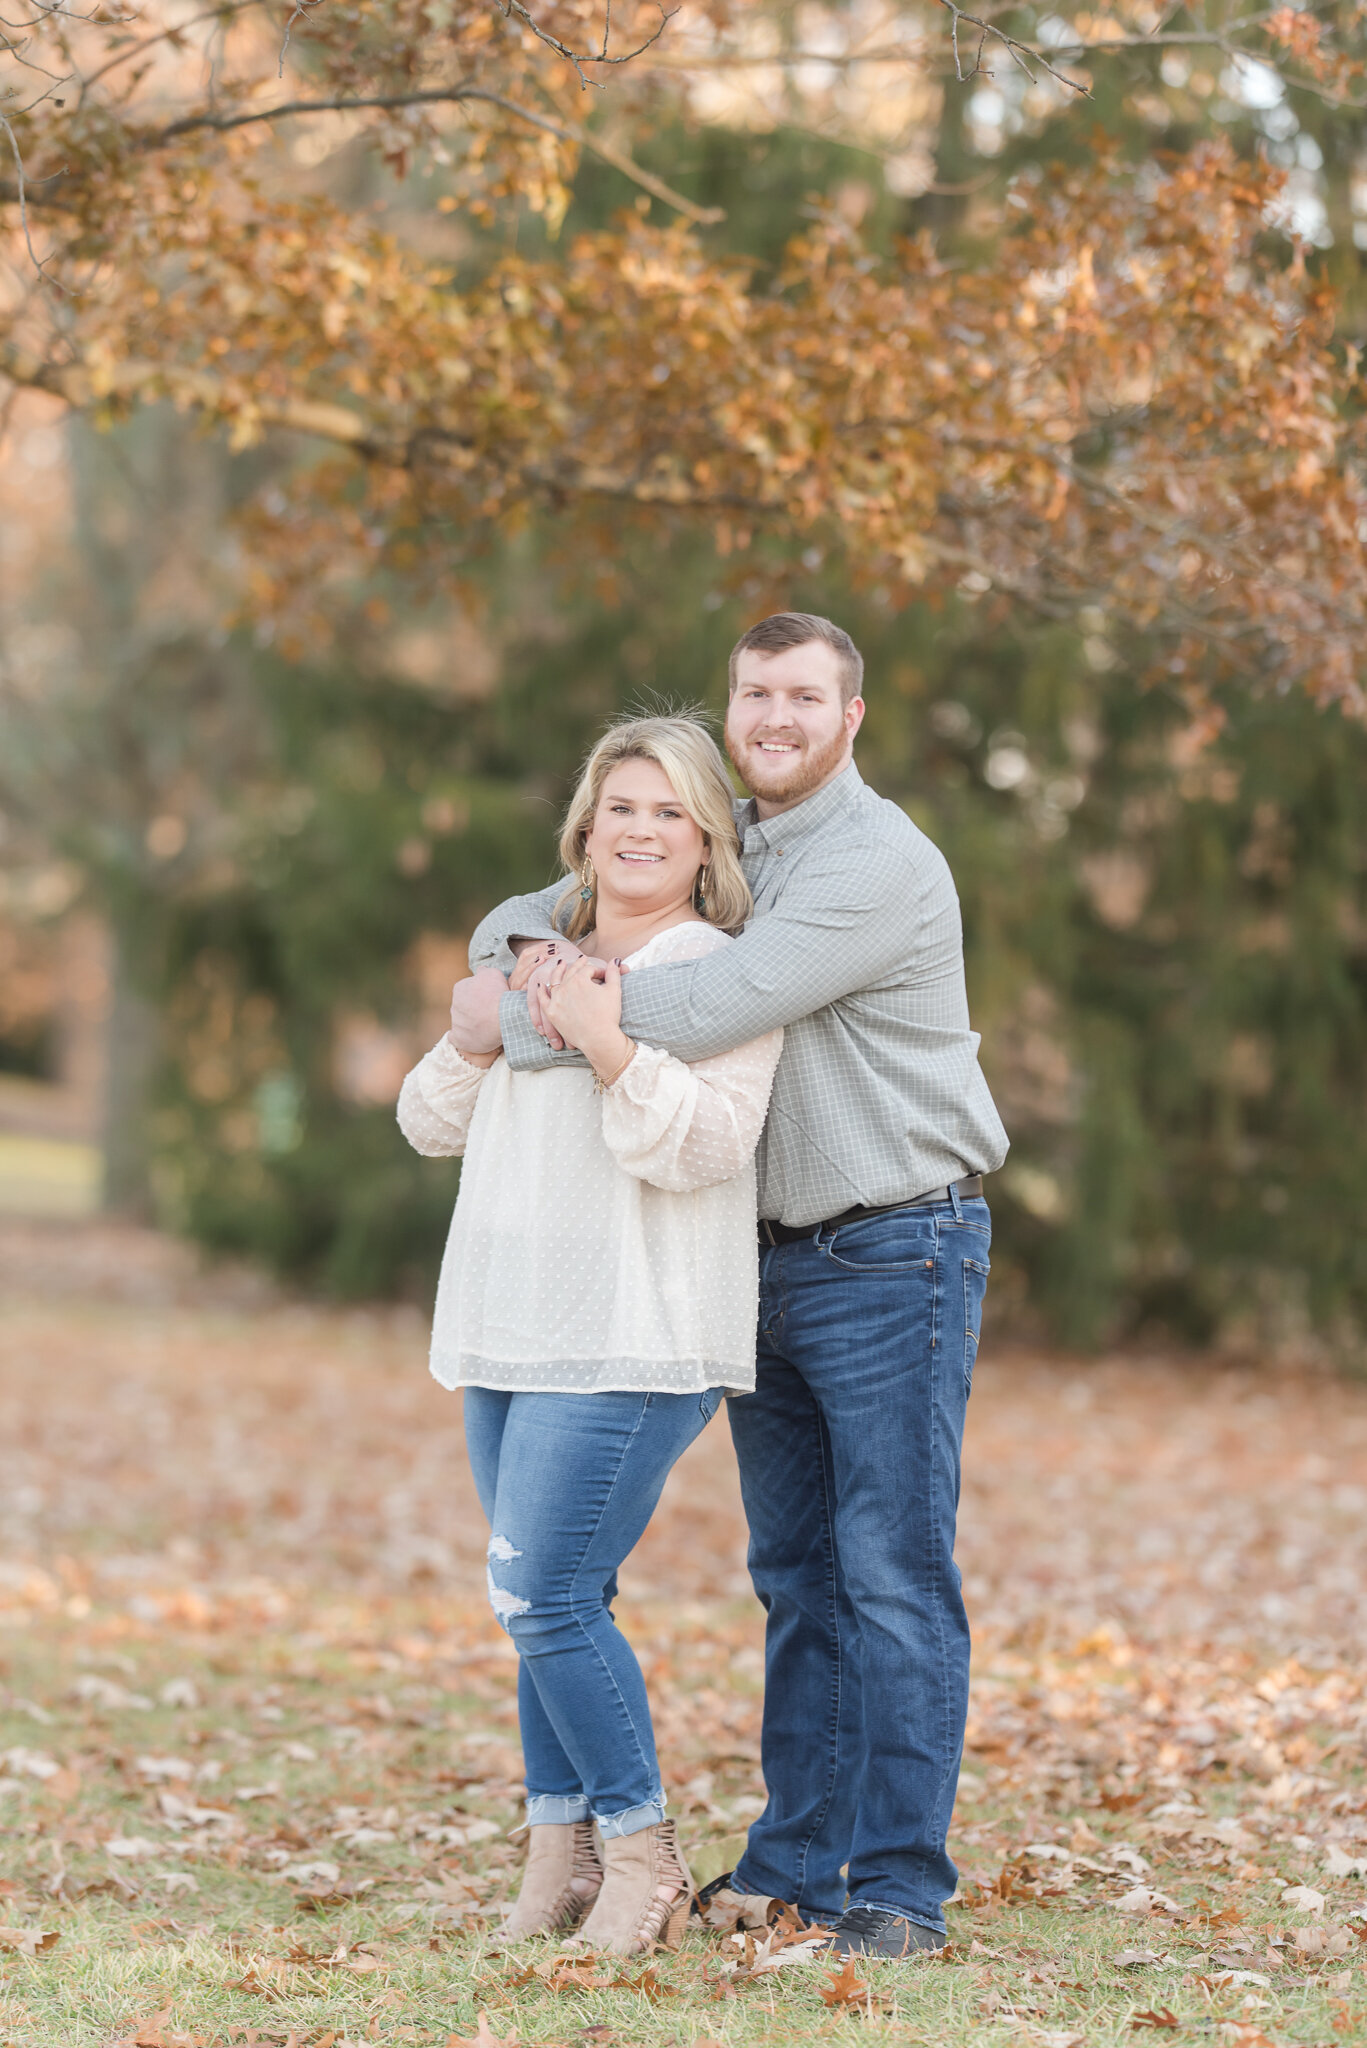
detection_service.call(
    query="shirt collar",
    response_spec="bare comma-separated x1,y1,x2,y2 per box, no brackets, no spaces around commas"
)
738,759,864,852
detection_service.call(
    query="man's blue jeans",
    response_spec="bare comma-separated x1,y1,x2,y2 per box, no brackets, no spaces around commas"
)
463,1385,723,1838
728,1196,990,1935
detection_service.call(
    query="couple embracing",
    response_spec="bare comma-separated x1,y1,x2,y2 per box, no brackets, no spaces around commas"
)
398,612,1008,1962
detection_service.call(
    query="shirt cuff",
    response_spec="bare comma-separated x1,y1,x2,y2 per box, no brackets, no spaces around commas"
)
498,991,591,1072
606,1041,668,1097
484,922,563,976
425,1035,493,1082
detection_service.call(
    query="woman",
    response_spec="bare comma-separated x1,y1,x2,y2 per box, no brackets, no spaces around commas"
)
397,716,781,1956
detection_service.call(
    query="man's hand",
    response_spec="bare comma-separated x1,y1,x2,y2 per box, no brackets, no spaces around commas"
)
447,966,509,1058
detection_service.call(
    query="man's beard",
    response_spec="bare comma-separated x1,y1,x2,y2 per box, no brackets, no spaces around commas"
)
727,721,850,806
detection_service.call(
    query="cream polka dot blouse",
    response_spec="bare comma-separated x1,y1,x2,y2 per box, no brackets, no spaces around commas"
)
397,922,783,1396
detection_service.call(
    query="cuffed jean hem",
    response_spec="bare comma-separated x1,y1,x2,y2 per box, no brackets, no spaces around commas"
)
526,1793,591,1826
595,1791,667,1841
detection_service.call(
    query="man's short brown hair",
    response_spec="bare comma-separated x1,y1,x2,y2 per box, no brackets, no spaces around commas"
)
728,612,865,707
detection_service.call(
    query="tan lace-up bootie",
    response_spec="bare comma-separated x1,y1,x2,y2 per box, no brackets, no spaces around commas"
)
570,1818,694,1956
501,1819,604,1939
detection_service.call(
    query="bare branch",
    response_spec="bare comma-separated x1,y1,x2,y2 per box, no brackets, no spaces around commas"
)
80,0,265,99
499,0,675,90
278,0,324,79
0,106,62,283
645,9,1367,104
938,0,1092,95
152,83,725,223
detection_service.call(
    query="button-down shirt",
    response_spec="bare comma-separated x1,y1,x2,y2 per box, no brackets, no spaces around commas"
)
471,761,1008,1226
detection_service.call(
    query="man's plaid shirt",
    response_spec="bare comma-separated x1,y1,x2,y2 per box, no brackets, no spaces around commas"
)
471,762,1008,1228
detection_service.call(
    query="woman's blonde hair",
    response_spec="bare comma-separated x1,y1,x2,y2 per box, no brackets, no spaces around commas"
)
555,714,751,940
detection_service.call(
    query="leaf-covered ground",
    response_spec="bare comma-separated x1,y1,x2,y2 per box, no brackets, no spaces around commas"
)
1,1218,1365,2048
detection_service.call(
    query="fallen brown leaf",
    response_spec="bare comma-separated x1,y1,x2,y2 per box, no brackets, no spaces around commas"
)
606,1964,674,2000
545,1959,615,1992
819,1957,872,2009
1131,2010,1180,2031
0,1924,59,1956
112,2012,172,2048
227,1960,290,1997
1192,1902,1245,1928
447,2020,519,2048
112,2013,209,2048
292,1879,376,1909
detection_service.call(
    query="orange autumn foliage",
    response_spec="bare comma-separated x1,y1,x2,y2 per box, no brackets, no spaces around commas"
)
0,3,1363,705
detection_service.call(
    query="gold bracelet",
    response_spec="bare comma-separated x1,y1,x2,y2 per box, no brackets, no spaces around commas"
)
593,1043,637,1094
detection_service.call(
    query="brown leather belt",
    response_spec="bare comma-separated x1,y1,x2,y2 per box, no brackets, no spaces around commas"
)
759,1176,985,1248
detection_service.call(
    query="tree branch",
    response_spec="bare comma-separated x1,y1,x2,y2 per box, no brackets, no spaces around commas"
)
149,83,724,223
0,336,396,453
498,0,675,90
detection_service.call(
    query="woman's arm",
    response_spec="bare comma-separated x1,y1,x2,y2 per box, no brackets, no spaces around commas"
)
396,1038,496,1158
397,973,503,1158
599,1030,784,1192
537,936,783,1193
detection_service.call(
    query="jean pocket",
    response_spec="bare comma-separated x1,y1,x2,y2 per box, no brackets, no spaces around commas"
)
819,1216,939,1273
963,1257,990,1395
699,1386,724,1425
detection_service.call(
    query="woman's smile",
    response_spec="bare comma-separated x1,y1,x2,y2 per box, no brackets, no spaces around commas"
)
584,759,709,920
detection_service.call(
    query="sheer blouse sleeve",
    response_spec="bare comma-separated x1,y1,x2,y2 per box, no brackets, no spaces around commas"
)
599,926,782,1194
599,1032,783,1193
397,1037,494,1159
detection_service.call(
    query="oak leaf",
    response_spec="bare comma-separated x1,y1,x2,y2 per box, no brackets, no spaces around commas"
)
0,1924,59,1956
819,1957,871,2008
447,2019,519,2048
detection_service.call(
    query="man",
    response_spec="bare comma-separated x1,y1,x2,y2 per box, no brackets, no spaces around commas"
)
450,612,1008,1957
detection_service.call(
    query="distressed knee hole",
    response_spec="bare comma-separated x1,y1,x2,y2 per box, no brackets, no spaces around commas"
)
485,1565,531,1628
485,1534,530,1632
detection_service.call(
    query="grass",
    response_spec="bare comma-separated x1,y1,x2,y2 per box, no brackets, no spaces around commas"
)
1,1223,1366,2045
3,1599,1365,2048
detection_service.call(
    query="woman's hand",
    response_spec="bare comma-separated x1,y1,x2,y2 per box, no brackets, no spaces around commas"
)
540,956,635,1086
508,938,580,992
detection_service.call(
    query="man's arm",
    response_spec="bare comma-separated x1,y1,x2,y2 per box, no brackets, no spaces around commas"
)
466,882,591,1069
499,841,939,1070
468,883,568,975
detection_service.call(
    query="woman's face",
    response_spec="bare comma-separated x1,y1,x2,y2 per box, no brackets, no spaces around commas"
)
583,759,707,916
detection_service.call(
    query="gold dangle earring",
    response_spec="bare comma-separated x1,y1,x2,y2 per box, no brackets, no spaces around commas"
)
695,860,709,920
579,854,596,904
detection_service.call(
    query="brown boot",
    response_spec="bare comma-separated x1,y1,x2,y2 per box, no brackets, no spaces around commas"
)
500,1819,603,1939
570,1819,694,1957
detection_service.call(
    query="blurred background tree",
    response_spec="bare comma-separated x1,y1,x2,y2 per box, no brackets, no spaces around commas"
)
0,3,1364,1359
